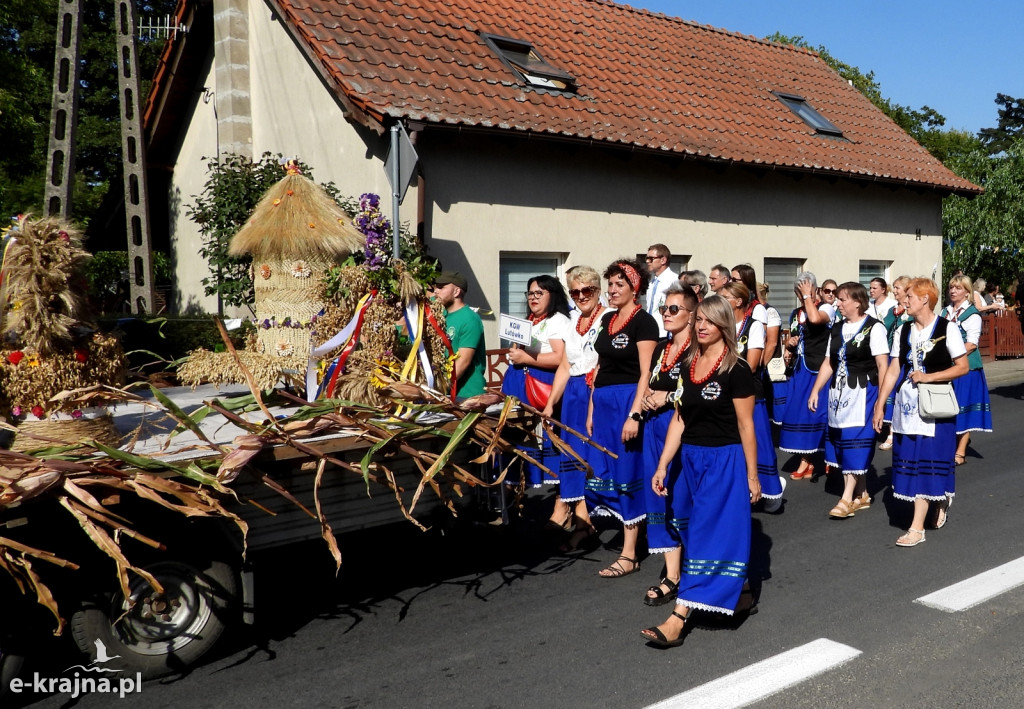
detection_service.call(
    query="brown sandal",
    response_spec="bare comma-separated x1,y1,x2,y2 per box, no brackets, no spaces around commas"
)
828,499,855,519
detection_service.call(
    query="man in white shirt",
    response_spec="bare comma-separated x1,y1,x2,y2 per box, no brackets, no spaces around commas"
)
645,243,677,336
708,264,731,295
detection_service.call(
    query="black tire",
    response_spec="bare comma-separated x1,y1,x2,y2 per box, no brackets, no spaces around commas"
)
0,636,25,697
70,559,238,680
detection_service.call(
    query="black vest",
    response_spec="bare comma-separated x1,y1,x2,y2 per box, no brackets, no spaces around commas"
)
896,318,954,389
801,309,832,372
736,313,765,399
828,316,880,389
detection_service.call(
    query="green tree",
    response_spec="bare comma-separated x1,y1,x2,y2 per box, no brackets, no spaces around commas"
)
942,137,1024,287
0,0,175,226
979,93,1024,156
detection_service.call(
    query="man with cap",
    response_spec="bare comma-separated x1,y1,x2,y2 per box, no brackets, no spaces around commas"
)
432,271,487,398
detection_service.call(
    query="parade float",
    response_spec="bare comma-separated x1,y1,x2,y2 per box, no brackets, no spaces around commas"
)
0,215,126,451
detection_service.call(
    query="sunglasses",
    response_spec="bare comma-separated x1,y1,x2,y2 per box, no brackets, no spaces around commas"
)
658,304,690,315
569,286,597,299
645,255,664,262
821,288,836,295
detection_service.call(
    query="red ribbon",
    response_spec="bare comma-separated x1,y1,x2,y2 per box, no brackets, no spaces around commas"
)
424,302,457,398
324,290,375,398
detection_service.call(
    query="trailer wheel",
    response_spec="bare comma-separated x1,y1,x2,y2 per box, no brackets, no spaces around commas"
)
71,559,237,679
0,635,25,696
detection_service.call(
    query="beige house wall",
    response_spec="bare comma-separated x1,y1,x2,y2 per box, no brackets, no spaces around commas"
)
164,0,945,347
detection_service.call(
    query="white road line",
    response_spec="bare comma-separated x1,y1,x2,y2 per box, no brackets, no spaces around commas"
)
915,555,1024,612
644,638,862,709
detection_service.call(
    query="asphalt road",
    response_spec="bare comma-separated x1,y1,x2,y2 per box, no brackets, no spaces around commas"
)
15,381,1024,708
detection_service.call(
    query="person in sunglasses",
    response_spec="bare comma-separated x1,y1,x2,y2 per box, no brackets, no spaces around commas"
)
644,244,678,337
502,274,571,489
543,265,606,549
819,280,842,325
639,283,697,605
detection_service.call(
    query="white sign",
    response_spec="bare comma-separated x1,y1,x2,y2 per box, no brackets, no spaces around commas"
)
499,314,532,346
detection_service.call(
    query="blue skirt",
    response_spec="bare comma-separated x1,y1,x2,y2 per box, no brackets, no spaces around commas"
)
643,407,686,553
754,398,783,498
953,368,993,434
556,375,591,502
778,358,827,454
515,367,559,487
824,384,879,474
501,364,526,401
883,395,894,424
892,421,956,501
770,375,789,425
674,443,751,615
584,384,647,526
761,371,776,423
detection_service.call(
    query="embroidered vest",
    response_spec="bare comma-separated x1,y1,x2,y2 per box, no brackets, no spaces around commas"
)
951,304,984,371
896,318,954,390
828,316,879,389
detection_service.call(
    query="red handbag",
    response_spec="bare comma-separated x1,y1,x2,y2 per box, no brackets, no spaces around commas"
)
524,372,552,409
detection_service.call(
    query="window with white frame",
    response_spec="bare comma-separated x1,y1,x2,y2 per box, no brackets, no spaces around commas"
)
859,261,890,289
763,258,804,316
499,255,561,342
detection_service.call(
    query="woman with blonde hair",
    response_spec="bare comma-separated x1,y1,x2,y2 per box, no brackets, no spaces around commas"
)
942,274,993,465
544,265,605,546
640,295,760,647
878,275,913,451
874,278,968,547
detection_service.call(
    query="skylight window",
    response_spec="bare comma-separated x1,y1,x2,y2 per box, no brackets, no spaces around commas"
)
775,92,843,137
482,33,576,92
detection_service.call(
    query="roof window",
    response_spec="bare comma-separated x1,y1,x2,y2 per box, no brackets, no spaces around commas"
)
482,34,576,92
774,92,843,137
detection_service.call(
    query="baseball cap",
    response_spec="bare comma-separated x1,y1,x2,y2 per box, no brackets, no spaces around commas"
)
435,271,468,292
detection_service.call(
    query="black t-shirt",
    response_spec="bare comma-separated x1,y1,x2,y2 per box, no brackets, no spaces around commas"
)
677,357,756,447
594,309,660,387
649,339,684,413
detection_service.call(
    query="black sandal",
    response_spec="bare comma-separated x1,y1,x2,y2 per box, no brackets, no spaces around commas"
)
640,610,690,647
643,577,679,606
598,555,640,578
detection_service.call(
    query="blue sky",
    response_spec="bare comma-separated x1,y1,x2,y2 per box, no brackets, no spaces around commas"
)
633,0,1023,136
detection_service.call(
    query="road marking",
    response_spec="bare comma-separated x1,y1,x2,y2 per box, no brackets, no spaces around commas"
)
644,638,861,709
916,556,1024,612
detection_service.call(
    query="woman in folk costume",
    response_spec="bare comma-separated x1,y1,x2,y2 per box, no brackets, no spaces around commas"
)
878,275,913,451
638,283,696,606
640,296,760,647
502,274,571,487
779,272,836,480
543,265,605,550
807,282,889,519
943,274,993,465
722,281,784,513
584,259,658,578
874,278,968,547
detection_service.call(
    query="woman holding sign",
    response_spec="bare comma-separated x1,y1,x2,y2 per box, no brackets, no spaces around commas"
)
585,258,658,578
502,275,571,488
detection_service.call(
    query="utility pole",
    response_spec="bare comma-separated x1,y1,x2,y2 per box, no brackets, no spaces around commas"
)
43,0,83,220
114,0,156,313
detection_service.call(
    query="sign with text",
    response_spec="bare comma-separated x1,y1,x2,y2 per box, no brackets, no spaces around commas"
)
498,314,532,346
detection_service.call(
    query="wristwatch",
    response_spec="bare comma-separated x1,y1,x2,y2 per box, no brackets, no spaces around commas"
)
629,411,642,422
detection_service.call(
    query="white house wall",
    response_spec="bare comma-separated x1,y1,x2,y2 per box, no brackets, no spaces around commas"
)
164,0,945,346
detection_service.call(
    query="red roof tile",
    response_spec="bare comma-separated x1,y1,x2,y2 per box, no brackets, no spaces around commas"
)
267,0,979,194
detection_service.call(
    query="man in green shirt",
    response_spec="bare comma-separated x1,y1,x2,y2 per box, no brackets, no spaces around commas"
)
432,271,487,398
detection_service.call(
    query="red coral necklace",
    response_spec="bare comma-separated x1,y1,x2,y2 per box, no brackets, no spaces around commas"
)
660,335,690,372
528,312,548,326
608,304,642,336
690,345,727,385
576,305,605,336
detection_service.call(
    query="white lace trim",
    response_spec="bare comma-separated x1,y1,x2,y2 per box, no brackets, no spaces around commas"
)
676,599,735,616
648,545,680,555
560,494,585,503
590,507,646,527
956,427,992,434
760,490,784,500
892,492,956,502
779,446,823,454
826,465,868,475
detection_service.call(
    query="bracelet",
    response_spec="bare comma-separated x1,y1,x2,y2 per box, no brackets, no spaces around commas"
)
802,295,811,299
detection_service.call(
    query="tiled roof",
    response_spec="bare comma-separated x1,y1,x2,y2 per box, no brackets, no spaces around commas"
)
269,0,979,195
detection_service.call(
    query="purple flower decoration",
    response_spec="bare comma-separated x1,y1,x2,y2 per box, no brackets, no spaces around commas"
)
354,192,393,270
71,409,83,419
261,319,271,330
11,405,22,417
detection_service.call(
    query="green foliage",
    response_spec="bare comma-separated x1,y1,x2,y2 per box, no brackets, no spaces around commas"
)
84,250,172,300
942,137,1024,287
186,153,295,313
100,314,253,367
979,94,1024,156
0,0,176,225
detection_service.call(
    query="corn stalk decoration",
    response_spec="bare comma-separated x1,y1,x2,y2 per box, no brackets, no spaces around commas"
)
0,356,609,635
